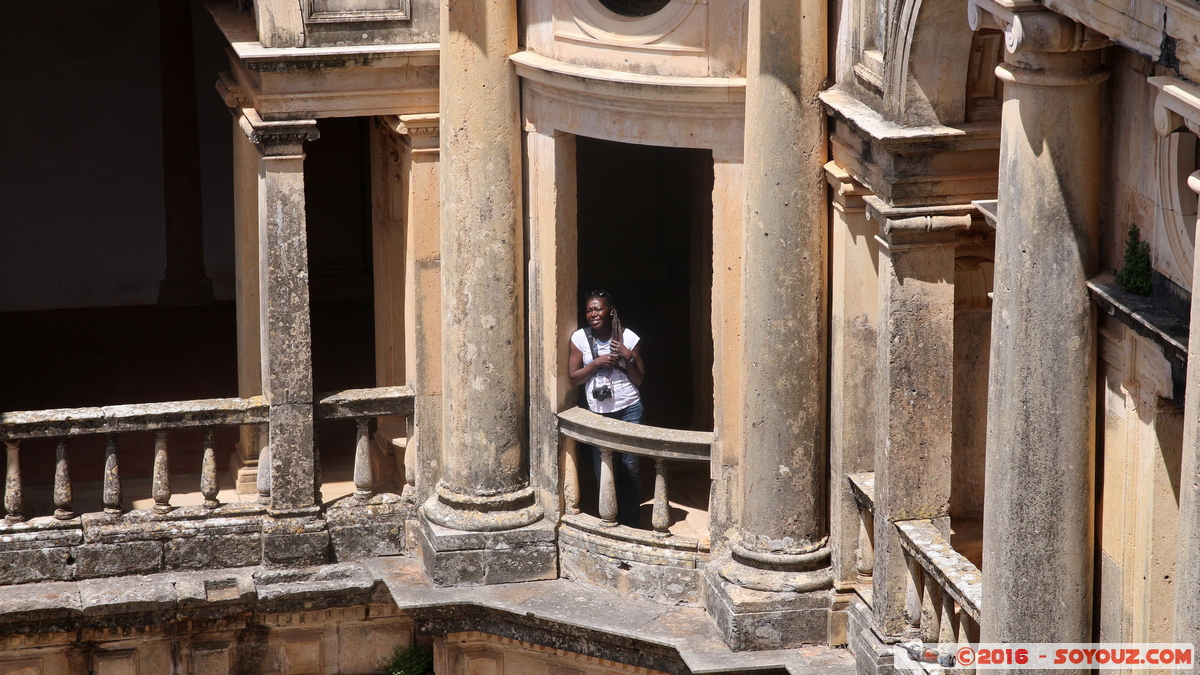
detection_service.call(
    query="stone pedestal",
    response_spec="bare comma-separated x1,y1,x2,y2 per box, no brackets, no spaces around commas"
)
416,0,552,584
239,109,327,566
969,7,1108,652
706,0,832,650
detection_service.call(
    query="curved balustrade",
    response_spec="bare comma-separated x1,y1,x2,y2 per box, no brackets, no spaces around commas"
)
556,406,712,533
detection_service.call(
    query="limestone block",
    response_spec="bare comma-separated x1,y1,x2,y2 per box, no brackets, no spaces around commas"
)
326,500,412,561
416,516,556,587
703,565,831,650
165,533,262,570
0,548,73,585
280,632,324,674
0,581,81,629
73,542,162,580
262,525,329,568
79,576,177,620
268,404,317,513
336,619,415,674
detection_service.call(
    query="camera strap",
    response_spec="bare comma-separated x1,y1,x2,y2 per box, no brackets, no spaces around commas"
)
584,327,627,375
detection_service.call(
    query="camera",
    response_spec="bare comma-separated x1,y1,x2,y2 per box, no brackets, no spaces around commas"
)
592,384,613,401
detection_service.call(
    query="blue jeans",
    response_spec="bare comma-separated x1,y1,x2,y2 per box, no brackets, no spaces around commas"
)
591,401,643,527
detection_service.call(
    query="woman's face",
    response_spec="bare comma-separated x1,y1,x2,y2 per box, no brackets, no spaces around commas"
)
585,298,612,330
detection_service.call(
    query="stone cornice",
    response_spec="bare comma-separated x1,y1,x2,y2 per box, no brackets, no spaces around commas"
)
215,71,250,109
820,87,999,152
382,113,440,153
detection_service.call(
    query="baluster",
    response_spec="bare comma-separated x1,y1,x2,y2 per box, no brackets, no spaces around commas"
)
958,612,978,674
651,458,670,533
353,417,373,502
856,509,874,585
54,439,74,520
904,556,923,637
103,434,122,516
921,570,942,643
257,443,272,505
598,447,618,525
561,437,580,515
939,592,956,647
152,430,172,514
403,414,417,493
200,428,219,509
4,440,23,523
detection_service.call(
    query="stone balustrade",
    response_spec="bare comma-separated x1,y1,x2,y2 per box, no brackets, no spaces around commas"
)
0,386,414,584
556,406,711,534
894,520,981,670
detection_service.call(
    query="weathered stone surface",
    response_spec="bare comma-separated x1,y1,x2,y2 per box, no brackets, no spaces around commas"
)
252,562,377,612
82,509,261,544
704,565,832,651
79,575,177,618
165,533,262,570
0,581,81,630
326,499,412,560
261,517,329,567
0,547,74,585
416,515,556,587
266,404,317,514
73,542,162,580
559,518,707,606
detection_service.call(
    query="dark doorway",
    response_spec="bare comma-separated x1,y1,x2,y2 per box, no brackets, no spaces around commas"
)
575,137,714,432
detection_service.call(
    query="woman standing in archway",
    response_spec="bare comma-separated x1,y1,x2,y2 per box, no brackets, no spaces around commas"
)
567,290,646,526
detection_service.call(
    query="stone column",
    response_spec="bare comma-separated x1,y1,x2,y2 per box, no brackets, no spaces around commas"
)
157,0,214,307
238,108,327,566
705,0,831,650
968,4,1108,652
416,0,555,586
869,209,968,637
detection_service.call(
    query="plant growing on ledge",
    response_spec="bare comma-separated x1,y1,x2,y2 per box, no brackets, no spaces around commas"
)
380,643,435,675
1115,223,1152,296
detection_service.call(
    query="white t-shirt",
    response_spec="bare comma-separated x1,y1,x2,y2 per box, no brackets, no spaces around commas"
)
571,328,641,414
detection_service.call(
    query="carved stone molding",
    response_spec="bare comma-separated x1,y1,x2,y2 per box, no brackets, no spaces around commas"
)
865,197,983,248
381,113,439,152
1151,76,1200,139
967,0,1107,54
238,108,320,156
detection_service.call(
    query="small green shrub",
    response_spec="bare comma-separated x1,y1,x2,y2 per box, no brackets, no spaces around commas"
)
1115,223,1152,297
379,643,434,675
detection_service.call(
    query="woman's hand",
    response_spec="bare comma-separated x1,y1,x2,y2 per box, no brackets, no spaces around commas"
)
610,339,632,360
595,352,621,367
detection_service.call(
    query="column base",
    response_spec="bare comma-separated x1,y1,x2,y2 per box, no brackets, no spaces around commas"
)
229,447,259,496
422,481,544,532
416,511,557,587
704,554,833,650
846,594,897,675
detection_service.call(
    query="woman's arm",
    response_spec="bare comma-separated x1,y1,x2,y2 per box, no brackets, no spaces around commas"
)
568,340,618,387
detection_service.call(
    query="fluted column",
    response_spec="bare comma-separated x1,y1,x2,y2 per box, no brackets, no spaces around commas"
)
706,0,830,650
416,0,554,586
967,4,1108,655
238,108,327,566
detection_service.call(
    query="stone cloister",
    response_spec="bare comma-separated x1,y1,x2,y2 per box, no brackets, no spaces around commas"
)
2,0,1200,673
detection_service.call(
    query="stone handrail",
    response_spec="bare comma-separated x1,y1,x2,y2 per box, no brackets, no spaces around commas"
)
894,518,981,664
315,385,416,419
0,396,270,441
556,406,713,462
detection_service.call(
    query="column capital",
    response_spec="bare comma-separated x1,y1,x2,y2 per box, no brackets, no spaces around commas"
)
382,113,440,153
238,108,319,157
215,71,251,109
1151,76,1200,138
967,0,1109,54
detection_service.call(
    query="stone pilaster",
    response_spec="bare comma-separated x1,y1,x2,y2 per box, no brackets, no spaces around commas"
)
375,113,443,501
415,0,555,586
705,0,831,650
868,207,969,638
967,2,1109,654
238,108,327,566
